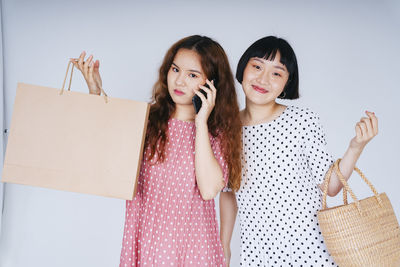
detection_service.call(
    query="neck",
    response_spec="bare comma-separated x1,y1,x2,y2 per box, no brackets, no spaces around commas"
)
172,104,196,122
242,100,284,125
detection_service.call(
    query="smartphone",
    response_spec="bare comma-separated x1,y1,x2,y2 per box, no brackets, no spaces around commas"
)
192,80,215,114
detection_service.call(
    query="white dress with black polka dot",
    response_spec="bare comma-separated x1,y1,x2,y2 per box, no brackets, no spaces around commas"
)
236,106,337,267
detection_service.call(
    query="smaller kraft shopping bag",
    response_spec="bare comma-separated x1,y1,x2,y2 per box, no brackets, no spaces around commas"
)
317,159,400,267
2,61,150,200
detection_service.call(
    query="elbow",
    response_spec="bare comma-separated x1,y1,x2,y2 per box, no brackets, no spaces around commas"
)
199,185,223,201
319,183,341,197
327,192,336,197
200,189,219,201
327,188,340,197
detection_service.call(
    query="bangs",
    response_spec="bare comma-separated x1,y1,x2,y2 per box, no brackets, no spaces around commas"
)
248,41,293,70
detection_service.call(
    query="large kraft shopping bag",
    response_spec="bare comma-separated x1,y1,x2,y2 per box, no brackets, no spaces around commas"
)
1,62,150,200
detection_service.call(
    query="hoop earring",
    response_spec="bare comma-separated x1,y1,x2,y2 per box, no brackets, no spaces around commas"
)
279,91,286,99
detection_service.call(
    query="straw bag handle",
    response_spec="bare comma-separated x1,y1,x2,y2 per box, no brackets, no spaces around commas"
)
321,159,383,213
342,164,382,205
60,60,109,103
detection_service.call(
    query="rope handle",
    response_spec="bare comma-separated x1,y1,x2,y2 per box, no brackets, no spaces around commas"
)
60,60,109,103
342,165,382,206
321,159,382,214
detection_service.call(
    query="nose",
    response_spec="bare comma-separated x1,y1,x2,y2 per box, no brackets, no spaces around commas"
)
256,70,270,85
175,72,186,86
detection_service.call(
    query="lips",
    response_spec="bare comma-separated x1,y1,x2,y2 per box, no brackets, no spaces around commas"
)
252,85,268,94
174,89,184,96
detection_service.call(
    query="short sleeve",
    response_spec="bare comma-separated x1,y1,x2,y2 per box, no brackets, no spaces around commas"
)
304,111,334,185
210,135,229,189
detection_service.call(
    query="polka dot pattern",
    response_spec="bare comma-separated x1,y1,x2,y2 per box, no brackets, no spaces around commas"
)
236,106,337,266
119,118,227,267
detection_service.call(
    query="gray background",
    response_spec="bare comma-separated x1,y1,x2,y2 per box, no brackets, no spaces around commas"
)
0,0,399,266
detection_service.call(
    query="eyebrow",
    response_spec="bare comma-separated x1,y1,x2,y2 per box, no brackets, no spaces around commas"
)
172,62,202,74
251,58,287,72
274,65,287,71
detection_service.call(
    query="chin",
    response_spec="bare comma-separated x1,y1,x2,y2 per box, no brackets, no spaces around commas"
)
171,97,192,106
245,94,268,105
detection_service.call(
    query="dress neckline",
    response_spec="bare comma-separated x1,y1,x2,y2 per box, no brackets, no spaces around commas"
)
242,105,290,129
169,117,195,124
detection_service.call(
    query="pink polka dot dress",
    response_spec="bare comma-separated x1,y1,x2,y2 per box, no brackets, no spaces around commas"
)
120,118,228,267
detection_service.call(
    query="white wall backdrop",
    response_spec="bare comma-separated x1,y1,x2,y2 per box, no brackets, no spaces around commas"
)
0,1,399,266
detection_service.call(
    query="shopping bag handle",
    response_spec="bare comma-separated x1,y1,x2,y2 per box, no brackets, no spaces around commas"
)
60,61,109,103
321,159,383,214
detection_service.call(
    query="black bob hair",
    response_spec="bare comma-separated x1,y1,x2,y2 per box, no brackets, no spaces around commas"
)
236,36,299,99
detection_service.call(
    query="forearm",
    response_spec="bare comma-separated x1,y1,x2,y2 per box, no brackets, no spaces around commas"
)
324,146,363,196
317,111,378,197
195,123,225,200
219,191,238,247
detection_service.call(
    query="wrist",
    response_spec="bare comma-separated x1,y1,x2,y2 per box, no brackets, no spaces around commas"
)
348,143,364,154
220,238,231,248
195,120,208,130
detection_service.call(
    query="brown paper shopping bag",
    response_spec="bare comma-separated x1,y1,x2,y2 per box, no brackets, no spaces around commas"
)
1,62,150,200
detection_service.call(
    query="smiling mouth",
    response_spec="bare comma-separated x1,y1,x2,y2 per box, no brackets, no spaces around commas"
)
174,89,184,96
252,85,268,94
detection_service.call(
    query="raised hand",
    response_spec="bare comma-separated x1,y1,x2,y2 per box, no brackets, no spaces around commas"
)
193,79,216,125
350,111,378,151
70,51,102,95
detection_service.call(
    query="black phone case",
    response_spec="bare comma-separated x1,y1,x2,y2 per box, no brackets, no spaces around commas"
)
192,88,208,114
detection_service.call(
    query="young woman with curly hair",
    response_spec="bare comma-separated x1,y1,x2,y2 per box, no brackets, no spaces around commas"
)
72,35,242,267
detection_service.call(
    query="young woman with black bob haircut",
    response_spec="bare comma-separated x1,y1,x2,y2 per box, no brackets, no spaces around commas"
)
219,36,378,266
72,35,242,266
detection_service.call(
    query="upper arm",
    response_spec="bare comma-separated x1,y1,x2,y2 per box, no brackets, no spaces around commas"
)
211,135,229,188
303,110,334,185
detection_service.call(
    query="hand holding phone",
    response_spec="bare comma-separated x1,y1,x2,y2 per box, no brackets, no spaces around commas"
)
192,84,209,114
192,79,217,114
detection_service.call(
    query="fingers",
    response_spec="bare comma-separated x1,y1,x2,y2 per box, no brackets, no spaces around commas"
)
70,52,100,80
360,117,373,137
94,59,100,71
198,79,216,105
358,111,378,137
194,88,208,105
355,111,379,143
206,79,217,103
357,120,367,138
78,51,86,71
70,58,79,69
198,84,212,102
83,54,93,77
366,111,378,135
355,123,362,139
88,59,94,79
69,51,102,95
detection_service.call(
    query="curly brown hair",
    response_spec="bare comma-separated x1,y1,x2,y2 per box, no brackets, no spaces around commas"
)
145,35,242,191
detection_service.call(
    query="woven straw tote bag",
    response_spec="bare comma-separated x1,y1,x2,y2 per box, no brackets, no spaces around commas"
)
317,159,400,267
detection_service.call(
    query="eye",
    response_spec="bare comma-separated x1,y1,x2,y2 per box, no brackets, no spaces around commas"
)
273,72,282,77
171,67,179,72
252,64,261,70
189,73,198,78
